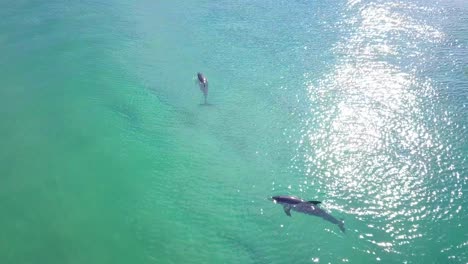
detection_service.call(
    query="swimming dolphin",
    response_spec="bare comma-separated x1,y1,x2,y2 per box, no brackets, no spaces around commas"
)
270,195,345,233
197,72,208,104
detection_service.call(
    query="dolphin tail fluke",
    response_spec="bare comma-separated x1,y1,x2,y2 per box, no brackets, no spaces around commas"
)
283,205,292,216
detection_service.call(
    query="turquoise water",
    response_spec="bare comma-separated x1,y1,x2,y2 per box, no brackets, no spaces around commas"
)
1,0,467,263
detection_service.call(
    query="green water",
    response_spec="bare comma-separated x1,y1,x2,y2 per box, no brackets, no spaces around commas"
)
1,0,467,263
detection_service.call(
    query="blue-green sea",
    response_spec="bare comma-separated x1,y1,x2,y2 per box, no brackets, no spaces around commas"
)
1,0,467,263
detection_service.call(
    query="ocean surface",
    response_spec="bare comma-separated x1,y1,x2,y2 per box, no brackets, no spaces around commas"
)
1,0,467,263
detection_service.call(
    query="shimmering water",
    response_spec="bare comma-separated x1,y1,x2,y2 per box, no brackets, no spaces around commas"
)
0,0,467,263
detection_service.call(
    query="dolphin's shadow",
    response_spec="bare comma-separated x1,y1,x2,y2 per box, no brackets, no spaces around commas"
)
218,232,265,264
199,103,215,107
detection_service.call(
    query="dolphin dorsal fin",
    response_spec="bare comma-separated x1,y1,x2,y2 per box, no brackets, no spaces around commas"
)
307,201,321,205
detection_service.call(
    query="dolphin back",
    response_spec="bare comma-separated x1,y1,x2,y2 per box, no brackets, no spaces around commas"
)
294,202,345,233
270,195,345,233
272,196,304,204
197,72,207,84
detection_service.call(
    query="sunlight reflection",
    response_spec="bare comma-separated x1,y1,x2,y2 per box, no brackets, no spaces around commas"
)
293,0,460,258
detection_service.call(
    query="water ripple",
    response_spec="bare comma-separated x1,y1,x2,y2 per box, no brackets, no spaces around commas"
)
293,0,467,262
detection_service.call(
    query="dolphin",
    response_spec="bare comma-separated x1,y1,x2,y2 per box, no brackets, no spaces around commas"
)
270,195,345,233
197,72,208,104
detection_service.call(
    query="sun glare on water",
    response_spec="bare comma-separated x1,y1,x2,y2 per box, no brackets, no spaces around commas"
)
292,0,463,259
